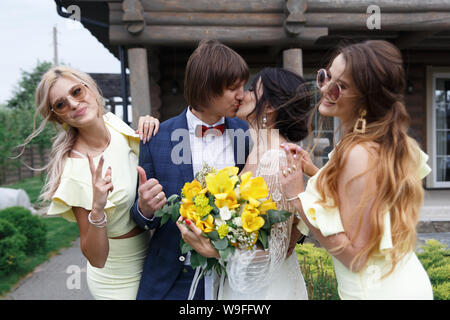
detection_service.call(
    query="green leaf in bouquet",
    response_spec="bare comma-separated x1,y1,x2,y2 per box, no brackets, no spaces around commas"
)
207,230,220,241
170,202,180,222
219,246,234,261
167,194,180,203
258,229,269,249
212,237,229,250
211,206,220,219
260,214,271,232
160,213,170,226
190,251,207,268
154,207,165,218
180,238,193,254
267,209,292,224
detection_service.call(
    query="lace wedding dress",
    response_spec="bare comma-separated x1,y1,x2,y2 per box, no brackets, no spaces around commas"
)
220,149,308,300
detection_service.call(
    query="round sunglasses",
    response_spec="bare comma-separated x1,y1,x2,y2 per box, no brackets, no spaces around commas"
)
50,83,88,115
316,68,342,103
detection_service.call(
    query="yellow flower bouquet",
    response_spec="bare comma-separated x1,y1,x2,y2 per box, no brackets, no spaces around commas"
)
154,164,292,274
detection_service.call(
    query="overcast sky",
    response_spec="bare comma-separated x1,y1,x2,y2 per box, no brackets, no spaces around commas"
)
0,0,120,104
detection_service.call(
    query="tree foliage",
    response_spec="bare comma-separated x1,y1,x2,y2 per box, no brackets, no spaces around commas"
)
0,61,55,182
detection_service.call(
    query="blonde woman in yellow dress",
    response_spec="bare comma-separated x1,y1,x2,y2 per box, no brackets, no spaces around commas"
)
279,40,433,299
24,66,162,299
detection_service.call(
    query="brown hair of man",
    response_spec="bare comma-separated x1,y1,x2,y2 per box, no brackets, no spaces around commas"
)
184,39,249,111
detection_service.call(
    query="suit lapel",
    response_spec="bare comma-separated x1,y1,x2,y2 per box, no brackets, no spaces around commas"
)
169,108,194,183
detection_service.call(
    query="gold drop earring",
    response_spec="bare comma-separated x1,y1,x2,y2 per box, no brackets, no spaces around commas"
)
353,109,367,134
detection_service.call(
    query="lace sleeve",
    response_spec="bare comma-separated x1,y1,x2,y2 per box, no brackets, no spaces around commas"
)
256,149,294,270
225,150,294,294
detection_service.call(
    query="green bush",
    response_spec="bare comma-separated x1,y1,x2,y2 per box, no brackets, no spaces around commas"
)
0,218,27,275
417,239,450,300
297,239,450,300
0,206,47,254
296,243,339,300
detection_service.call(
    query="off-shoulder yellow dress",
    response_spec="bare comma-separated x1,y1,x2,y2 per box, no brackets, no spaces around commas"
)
297,148,433,300
47,112,150,300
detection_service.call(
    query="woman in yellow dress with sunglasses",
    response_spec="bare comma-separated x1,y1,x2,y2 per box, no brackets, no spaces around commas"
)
23,66,161,299
280,40,433,300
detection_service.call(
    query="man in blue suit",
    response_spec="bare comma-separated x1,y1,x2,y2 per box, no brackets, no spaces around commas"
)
130,40,251,300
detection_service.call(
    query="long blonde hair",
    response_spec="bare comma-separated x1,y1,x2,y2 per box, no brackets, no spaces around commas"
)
313,41,425,276
22,66,105,203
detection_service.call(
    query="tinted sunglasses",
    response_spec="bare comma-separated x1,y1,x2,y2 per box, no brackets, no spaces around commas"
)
316,68,342,103
50,83,88,115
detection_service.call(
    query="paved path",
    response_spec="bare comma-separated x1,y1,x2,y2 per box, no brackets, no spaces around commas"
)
3,232,448,300
3,238,92,300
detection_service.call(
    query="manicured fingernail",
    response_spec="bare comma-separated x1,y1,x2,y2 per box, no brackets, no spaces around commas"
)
293,154,297,159
186,219,191,225
140,134,143,140
297,146,302,151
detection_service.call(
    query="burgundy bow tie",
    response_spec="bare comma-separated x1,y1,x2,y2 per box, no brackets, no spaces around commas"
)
196,124,226,137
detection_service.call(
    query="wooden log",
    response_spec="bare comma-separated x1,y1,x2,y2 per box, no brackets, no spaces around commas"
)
127,48,152,130
305,12,450,31
110,11,284,27
306,0,450,13
110,25,328,46
110,11,450,31
109,0,285,13
283,48,303,76
108,0,450,13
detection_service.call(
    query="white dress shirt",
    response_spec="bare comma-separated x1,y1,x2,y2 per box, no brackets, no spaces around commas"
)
185,107,235,299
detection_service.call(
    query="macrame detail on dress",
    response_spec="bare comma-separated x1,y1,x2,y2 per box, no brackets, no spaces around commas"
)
225,149,301,296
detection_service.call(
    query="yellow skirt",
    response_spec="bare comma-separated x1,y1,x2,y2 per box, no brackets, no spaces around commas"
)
86,231,150,300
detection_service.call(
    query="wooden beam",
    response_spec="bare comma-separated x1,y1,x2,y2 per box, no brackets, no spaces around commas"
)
110,11,284,26
110,10,450,32
109,0,285,13
110,25,328,47
283,48,303,76
128,48,151,130
305,12,450,31
306,0,450,13
394,31,438,49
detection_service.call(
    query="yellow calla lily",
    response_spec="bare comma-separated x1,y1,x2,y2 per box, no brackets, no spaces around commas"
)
259,197,277,214
180,202,197,222
241,210,265,233
205,169,236,196
239,175,269,202
181,179,203,201
195,214,215,233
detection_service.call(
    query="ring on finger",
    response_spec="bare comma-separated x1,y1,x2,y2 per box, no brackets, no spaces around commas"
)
287,168,292,174
292,164,297,170
155,194,161,201
282,169,288,177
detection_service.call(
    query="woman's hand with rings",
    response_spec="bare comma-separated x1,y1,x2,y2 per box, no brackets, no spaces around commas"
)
136,115,160,144
279,143,304,200
176,216,220,259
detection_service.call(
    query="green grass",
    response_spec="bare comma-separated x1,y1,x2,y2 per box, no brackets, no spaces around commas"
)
3,174,46,204
0,216,79,297
296,240,450,300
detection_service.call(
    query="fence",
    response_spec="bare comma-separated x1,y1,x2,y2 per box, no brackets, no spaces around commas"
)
0,145,49,186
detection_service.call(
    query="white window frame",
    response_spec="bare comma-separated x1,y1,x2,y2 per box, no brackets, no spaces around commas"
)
426,66,450,189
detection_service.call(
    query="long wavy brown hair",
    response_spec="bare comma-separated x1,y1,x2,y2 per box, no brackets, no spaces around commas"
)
313,40,425,276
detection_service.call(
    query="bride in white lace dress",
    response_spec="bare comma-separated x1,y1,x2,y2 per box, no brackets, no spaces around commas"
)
177,68,312,300
219,68,312,300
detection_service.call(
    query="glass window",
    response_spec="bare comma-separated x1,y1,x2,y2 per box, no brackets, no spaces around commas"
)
434,77,450,183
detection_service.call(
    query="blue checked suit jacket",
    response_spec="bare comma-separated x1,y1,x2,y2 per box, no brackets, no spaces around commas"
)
130,108,250,299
